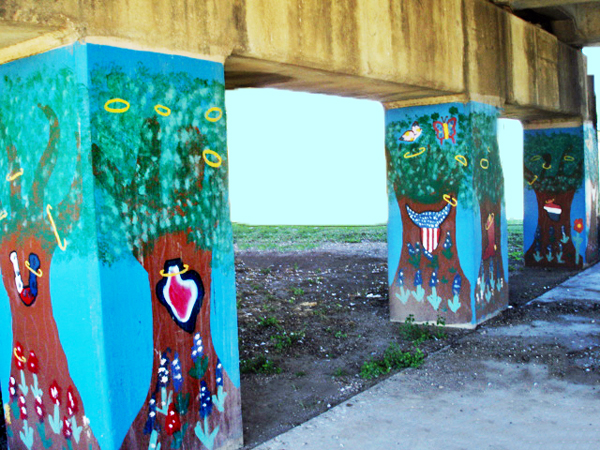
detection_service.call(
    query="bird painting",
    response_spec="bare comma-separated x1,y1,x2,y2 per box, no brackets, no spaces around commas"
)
406,203,452,253
399,121,422,143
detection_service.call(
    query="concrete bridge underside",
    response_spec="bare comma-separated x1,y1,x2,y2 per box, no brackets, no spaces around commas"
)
0,0,598,121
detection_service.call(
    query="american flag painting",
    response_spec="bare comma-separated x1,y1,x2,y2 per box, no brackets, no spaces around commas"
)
406,203,452,253
421,227,440,253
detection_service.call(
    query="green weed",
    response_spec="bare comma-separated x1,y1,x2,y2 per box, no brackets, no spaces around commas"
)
435,316,447,338
360,343,424,380
258,316,281,328
240,355,282,375
333,368,348,377
262,304,276,313
271,330,306,351
399,314,446,344
292,287,305,296
312,308,326,318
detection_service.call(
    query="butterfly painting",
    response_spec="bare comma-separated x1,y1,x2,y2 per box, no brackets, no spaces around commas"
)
432,116,457,145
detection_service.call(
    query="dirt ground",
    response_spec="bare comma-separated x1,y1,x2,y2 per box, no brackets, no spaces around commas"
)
0,242,583,450
236,242,581,449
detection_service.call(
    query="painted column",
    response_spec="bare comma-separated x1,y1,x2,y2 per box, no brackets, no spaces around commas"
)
386,102,508,328
523,121,599,268
0,43,242,450
0,43,103,450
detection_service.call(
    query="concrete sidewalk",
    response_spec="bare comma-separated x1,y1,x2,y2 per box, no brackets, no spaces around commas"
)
254,264,600,450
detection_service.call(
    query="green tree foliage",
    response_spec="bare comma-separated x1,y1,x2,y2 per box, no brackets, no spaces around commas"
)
385,106,471,206
524,131,584,193
470,111,503,204
90,65,231,265
386,106,502,208
0,68,86,251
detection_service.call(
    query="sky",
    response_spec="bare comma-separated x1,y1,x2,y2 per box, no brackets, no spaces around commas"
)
226,49,598,226
226,89,387,225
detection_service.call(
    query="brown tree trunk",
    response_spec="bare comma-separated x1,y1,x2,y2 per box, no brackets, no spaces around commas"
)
0,234,99,450
121,231,241,450
389,197,472,325
474,200,508,321
524,190,580,268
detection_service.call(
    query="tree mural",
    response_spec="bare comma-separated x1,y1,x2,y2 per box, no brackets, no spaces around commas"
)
524,130,584,267
386,104,507,324
0,68,99,449
471,110,507,317
386,105,474,324
90,62,238,449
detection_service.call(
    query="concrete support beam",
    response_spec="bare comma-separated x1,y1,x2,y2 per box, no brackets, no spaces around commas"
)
463,0,508,105
504,12,587,121
227,0,465,102
500,0,600,9
551,3,600,46
0,21,61,48
0,0,590,122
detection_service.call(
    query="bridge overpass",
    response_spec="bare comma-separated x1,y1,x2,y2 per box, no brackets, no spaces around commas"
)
0,1,599,449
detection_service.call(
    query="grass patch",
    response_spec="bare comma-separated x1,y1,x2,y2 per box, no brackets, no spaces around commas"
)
234,222,524,259
360,343,424,380
332,368,348,377
271,330,306,351
258,316,281,328
507,220,524,271
399,314,446,345
233,224,386,251
240,355,282,375
291,287,305,296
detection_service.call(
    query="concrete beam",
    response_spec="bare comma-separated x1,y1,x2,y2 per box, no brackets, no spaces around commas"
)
0,21,77,65
464,0,508,104
225,56,450,103
0,0,591,121
500,0,600,9
551,3,600,46
505,11,587,121
231,0,465,101
0,20,59,48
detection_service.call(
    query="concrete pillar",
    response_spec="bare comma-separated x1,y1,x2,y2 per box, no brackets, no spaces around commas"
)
386,101,508,327
523,120,599,268
0,43,241,450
